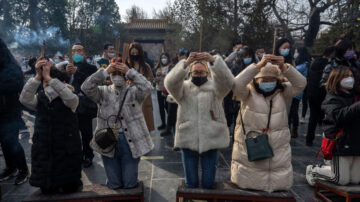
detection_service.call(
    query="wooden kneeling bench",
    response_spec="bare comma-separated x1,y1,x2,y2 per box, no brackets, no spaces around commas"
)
315,180,360,202
22,182,144,202
176,180,296,202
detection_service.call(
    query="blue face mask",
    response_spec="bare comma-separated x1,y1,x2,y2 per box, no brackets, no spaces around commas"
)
54,59,60,64
259,81,277,92
280,49,290,57
73,53,84,63
293,53,299,59
243,58,252,65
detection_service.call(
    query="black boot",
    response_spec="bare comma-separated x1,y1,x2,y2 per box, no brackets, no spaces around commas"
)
291,129,298,138
158,123,166,130
160,127,172,137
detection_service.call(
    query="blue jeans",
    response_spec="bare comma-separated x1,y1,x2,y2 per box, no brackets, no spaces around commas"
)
102,133,140,189
181,149,218,189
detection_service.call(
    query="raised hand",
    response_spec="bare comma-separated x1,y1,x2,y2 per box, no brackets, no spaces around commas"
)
42,61,53,81
184,52,198,67
35,57,46,81
118,63,130,74
256,54,272,69
195,52,215,63
66,63,77,75
270,55,287,72
106,63,117,74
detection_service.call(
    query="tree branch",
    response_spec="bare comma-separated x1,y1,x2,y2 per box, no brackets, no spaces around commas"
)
289,24,308,31
319,21,334,25
308,0,314,7
320,0,340,12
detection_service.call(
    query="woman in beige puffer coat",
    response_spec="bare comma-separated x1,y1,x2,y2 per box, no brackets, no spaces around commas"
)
231,54,306,192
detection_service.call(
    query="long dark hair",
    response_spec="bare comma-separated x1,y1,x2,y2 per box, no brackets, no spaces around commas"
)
236,47,256,68
239,48,256,61
156,52,170,69
333,39,358,68
335,39,354,60
275,38,293,64
126,42,151,76
295,46,311,66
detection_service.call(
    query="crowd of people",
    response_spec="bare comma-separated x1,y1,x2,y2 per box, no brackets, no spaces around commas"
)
0,35,360,195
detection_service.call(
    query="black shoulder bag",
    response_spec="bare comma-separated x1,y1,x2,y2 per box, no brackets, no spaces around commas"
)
239,100,274,162
94,88,129,151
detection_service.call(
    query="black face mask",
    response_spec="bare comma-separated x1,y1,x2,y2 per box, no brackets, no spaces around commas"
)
191,76,208,86
130,54,140,61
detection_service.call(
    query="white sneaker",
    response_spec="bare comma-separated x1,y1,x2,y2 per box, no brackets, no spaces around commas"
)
19,129,29,134
306,165,316,186
300,117,306,124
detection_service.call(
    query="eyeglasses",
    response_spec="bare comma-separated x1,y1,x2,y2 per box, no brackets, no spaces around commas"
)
72,49,84,53
190,71,208,75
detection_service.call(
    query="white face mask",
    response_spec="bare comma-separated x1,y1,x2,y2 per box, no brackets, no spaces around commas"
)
108,53,116,59
340,77,354,90
161,58,168,65
44,86,59,101
110,75,126,87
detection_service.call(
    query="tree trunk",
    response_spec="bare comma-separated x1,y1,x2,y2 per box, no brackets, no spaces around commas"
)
28,0,38,31
304,8,321,48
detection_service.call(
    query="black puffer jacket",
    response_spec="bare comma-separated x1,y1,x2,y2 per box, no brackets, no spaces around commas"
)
321,91,360,156
320,57,360,87
307,57,328,96
72,62,98,117
29,91,82,188
0,40,24,123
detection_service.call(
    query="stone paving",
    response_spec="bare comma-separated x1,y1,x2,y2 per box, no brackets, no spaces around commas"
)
0,91,326,202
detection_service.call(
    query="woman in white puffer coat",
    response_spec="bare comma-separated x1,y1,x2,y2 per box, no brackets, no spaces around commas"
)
231,54,306,192
165,52,234,189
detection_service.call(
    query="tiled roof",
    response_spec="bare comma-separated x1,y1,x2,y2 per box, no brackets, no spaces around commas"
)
124,18,170,30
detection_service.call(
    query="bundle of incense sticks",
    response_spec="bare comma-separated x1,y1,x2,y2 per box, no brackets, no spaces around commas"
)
40,41,45,58
272,29,277,54
122,43,129,62
110,39,122,64
199,25,203,52
115,39,121,60
68,48,73,64
162,42,167,53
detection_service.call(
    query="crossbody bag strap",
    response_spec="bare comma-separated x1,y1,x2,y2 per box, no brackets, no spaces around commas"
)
239,102,246,135
241,99,273,135
112,88,130,130
263,100,273,133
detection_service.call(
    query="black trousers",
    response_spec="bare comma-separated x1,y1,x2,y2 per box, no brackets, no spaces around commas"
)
167,102,178,131
288,98,300,131
224,92,235,127
78,114,94,160
0,121,28,171
302,88,308,118
157,91,168,125
306,95,325,143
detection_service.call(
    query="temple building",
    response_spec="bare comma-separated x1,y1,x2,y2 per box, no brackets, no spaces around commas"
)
124,18,176,62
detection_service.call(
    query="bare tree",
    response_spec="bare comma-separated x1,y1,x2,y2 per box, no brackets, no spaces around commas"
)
124,5,148,22
269,0,339,47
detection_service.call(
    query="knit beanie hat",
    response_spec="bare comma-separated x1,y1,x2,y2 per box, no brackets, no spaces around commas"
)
254,62,281,79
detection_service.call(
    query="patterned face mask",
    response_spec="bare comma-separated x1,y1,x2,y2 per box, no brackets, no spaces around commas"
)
110,75,126,87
